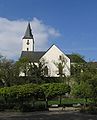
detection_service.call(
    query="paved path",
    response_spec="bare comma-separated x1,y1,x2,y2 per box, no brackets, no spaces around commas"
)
0,111,97,120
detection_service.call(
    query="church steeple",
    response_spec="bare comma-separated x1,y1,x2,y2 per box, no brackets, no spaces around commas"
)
22,23,34,51
23,22,33,39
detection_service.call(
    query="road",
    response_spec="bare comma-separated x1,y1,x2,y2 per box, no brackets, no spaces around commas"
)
0,111,96,120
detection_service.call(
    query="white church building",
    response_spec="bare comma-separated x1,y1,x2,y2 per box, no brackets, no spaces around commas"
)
20,23,85,77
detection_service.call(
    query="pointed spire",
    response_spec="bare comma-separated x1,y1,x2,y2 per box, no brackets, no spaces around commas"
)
23,22,33,39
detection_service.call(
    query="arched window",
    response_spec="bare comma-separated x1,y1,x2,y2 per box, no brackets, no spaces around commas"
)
59,55,62,60
44,66,48,76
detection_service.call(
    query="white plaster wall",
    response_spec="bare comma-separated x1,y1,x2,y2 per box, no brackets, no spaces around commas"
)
19,72,25,76
40,45,70,77
22,39,33,51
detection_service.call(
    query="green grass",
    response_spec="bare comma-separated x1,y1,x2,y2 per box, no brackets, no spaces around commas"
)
48,98,92,105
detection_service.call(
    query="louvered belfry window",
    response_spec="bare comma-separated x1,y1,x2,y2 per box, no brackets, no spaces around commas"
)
27,40,29,45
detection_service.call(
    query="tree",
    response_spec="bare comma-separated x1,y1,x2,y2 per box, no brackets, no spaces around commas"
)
17,57,30,77
0,56,15,87
72,81,92,103
54,54,68,77
88,75,97,104
41,83,71,108
28,63,43,83
16,57,48,84
40,83,51,108
39,58,48,77
56,83,71,106
71,57,97,108
70,53,86,76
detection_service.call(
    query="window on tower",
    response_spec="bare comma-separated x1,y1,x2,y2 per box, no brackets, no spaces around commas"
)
27,40,29,45
27,48,29,51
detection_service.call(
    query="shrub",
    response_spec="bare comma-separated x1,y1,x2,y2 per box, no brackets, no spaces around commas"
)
19,103,34,112
87,105,97,114
34,101,47,111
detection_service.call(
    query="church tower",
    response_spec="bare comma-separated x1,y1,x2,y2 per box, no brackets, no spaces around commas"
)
22,23,34,51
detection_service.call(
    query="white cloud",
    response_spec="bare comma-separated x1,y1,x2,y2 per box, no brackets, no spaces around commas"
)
0,17,60,60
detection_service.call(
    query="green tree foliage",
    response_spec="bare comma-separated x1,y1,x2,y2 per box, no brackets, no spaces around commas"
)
70,53,86,76
0,83,70,109
28,62,45,84
72,81,92,103
72,58,97,106
41,83,70,107
0,84,40,107
0,56,15,87
17,57,30,77
88,75,97,104
70,53,85,63
16,57,47,84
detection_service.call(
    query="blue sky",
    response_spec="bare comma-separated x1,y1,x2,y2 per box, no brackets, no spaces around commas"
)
0,0,97,61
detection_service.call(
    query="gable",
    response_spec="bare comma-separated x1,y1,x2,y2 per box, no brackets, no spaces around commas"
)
40,44,70,61
40,44,70,77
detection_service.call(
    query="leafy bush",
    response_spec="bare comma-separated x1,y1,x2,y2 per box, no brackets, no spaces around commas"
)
34,101,47,110
19,103,34,112
87,105,97,114
0,83,71,111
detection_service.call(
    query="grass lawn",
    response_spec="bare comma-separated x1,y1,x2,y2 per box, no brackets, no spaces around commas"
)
48,98,92,105
34,97,93,106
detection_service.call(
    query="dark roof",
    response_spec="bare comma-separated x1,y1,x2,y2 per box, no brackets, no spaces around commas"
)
23,23,33,39
20,51,86,63
87,62,97,68
67,54,86,63
21,51,45,62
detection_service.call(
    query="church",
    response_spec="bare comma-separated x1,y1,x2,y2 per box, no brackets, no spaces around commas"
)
20,23,84,77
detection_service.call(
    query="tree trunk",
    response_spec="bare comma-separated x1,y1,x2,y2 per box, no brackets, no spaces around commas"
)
84,97,87,109
85,97,87,103
59,95,62,106
32,97,34,107
45,97,48,109
5,96,7,105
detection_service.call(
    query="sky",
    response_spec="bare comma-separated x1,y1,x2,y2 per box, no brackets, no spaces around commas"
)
0,0,97,61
